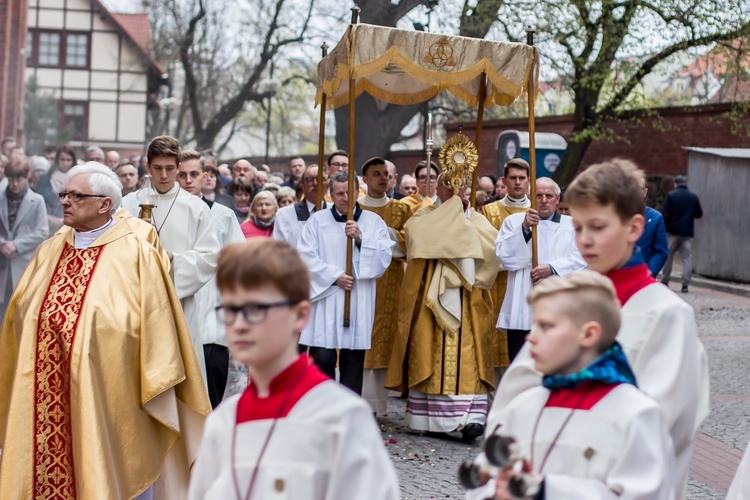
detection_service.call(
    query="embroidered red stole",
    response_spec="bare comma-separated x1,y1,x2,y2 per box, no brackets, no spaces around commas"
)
33,244,104,499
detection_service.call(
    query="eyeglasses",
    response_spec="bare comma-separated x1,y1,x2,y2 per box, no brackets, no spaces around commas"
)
58,191,104,201
417,175,437,182
330,162,348,170
302,177,318,184
215,300,298,325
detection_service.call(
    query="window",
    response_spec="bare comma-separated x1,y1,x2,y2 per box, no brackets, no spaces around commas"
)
26,31,33,65
27,30,90,69
38,32,60,66
61,101,88,140
66,33,88,67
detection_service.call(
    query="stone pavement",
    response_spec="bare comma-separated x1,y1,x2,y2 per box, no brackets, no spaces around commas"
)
379,281,750,498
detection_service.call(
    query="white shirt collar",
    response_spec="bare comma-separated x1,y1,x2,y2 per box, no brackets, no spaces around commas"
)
74,218,116,249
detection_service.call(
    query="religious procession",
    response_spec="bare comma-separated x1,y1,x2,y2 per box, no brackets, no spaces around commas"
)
1,0,750,499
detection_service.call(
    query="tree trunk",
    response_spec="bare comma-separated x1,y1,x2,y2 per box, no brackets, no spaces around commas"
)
334,95,421,171
554,133,593,187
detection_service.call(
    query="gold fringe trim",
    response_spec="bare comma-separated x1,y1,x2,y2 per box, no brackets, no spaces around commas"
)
315,43,535,110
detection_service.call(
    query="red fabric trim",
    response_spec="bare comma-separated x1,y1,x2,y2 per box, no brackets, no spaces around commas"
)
236,354,329,423
607,263,656,305
33,244,105,499
545,382,619,411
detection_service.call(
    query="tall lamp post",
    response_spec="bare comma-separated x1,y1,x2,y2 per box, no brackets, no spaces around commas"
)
260,60,281,166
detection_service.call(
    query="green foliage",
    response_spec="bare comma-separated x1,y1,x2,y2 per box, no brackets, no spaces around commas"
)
23,76,72,155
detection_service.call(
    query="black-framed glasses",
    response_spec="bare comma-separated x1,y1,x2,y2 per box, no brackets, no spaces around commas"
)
302,176,318,184
58,191,105,201
215,300,298,325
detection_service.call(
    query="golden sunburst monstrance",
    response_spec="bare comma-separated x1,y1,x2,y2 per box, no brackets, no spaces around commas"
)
439,132,479,194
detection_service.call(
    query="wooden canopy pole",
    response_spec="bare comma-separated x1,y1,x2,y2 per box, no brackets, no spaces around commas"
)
526,27,539,269
316,42,329,211
343,5,360,328
469,73,487,207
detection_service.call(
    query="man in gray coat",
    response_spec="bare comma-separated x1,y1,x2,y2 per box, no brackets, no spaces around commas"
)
0,161,49,320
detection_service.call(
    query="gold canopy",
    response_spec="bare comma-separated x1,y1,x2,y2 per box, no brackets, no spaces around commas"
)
316,24,538,110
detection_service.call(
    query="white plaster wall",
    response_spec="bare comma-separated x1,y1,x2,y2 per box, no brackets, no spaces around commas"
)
117,103,146,143
89,102,118,140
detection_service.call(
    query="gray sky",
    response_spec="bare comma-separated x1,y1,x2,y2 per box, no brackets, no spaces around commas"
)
101,0,142,13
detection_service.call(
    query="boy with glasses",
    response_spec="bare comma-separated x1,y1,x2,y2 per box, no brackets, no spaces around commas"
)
188,240,399,499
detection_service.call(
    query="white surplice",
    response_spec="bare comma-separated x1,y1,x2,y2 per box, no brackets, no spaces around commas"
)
472,384,675,500
122,184,221,381
495,212,586,330
273,200,326,250
491,283,709,496
297,207,394,350
188,381,400,500
199,200,245,347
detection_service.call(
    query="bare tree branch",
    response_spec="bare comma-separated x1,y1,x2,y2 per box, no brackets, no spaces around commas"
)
602,21,750,116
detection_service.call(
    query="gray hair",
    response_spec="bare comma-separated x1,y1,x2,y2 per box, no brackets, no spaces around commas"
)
67,162,123,216
85,145,105,157
276,186,296,200
328,171,359,195
537,177,561,196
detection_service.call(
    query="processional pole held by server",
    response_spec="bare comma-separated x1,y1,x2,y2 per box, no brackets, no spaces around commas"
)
316,42,329,211
526,26,539,269
343,5,360,328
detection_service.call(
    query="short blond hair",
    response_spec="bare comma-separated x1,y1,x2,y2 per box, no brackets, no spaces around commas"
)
527,270,621,352
251,190,279,211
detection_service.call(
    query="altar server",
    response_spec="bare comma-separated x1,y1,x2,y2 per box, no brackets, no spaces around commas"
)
495,177,586,361
476,271,674,500
492,159,708,497
297,172,394,395
122,136,221,383
188,240,399,500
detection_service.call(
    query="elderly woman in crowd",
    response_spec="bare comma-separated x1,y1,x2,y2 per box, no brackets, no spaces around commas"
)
35,145,77,232
276,186,297,208
240,190,277,238
226,176,255,221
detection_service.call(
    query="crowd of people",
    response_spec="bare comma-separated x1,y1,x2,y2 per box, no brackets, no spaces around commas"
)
0,132,737,500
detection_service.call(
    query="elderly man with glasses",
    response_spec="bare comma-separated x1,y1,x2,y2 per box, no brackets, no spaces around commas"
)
273,164,328,250
0,162,210,500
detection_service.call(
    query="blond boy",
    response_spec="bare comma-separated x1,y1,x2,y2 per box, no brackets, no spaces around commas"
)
491,159,708,496
481,271,674,500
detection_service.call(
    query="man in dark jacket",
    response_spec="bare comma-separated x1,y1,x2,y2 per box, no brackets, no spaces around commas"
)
661,175,703,293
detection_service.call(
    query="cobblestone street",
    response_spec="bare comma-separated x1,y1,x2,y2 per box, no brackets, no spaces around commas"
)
379,284,750,498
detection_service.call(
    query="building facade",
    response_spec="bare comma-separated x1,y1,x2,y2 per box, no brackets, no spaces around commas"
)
0,0,27,141
26,0,165,153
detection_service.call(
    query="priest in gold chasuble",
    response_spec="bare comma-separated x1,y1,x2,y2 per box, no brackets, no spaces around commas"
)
0,163,210,500
386,137,500,441
479,158,531,381
359,158,412,415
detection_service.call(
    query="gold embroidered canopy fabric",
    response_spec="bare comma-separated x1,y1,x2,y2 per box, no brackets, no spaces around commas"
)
316,24,538,110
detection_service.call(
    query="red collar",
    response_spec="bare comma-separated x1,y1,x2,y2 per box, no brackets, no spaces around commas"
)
606,263,656,305
236,354,329,423
545,381,618,411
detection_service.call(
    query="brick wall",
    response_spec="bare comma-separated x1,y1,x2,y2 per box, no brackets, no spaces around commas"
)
0,0,27,142
443,103,750,179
